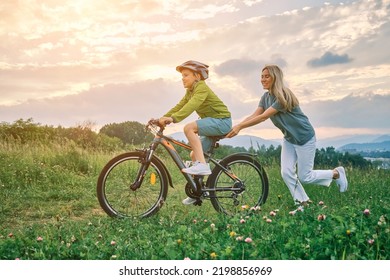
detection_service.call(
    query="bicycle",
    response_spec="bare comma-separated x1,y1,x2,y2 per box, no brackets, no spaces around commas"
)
97,120,269,218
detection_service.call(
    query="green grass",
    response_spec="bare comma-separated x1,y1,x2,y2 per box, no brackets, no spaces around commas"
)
0,141,389,260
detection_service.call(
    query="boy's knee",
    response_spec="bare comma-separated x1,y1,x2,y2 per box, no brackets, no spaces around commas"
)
184,122,197,134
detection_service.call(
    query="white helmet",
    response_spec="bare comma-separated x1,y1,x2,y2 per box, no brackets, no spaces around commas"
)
176,60,209,80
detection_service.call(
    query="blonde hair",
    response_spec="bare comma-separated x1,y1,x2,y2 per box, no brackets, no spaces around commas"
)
262,65,299,112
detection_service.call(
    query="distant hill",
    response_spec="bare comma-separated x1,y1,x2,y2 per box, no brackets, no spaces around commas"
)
168,132,280,150
317,134,390,149
339,141,390,152
168,132,390,152
219,135,280,149
373,135,390,143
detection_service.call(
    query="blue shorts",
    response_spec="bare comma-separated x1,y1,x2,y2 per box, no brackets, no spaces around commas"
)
196,117,232,153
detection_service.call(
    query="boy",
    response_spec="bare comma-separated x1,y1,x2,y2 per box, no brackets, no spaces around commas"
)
155,60,232,204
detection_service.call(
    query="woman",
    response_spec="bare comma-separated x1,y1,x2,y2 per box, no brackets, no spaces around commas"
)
226,64,348,206
155,60,232,204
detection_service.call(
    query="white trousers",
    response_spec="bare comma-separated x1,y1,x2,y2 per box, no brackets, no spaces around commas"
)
281,136,333,203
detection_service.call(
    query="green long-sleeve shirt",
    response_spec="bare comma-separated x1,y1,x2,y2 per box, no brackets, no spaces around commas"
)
164,80,231,123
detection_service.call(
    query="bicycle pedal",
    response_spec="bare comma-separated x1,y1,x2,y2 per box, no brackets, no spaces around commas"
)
193,199,203,206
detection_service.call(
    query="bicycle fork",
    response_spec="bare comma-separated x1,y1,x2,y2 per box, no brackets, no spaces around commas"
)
130,148,154,191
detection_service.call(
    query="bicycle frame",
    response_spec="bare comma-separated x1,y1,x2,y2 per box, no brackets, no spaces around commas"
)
137,124,240,195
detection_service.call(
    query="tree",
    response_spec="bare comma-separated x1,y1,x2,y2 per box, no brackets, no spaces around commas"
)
99,121,153,145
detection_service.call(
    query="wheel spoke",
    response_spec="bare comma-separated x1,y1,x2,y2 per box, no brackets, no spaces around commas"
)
97,152,168,218
208,155,269,215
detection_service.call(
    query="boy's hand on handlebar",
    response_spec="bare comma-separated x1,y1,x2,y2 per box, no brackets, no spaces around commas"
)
148,118,159,125
158,117,173,127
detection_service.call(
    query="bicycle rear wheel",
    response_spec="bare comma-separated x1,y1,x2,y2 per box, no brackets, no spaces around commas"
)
97,151,168,218
208,154,268,215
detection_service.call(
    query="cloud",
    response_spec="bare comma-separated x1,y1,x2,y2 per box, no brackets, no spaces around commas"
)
243,0,264,7
214,57,288,77
302,92,390,129
210,57,289,107
214,59,261,77
307,51,353,68
182,4,238,20
0,79,183,128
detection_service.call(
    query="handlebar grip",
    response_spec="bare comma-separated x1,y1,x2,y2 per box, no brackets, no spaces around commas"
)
147,119,165,130
148,119,159,125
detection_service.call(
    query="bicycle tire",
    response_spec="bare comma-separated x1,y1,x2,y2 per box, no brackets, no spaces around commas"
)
97,151,168,218
208,154,269,215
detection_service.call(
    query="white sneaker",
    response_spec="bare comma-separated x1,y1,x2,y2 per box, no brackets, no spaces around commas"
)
182,197,197,205
335,166,348,192
182,161,211,175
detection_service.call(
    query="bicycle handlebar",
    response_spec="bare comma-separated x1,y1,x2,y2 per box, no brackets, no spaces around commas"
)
146,119,165,134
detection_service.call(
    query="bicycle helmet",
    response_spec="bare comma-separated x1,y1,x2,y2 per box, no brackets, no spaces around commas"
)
176,60,209,80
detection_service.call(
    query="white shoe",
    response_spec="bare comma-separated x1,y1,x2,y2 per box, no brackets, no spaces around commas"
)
182,197,197,205
335,166,348,192
184,161,194,168
182,161,211,175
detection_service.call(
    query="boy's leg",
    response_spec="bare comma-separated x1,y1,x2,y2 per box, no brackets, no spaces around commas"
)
182,117,231,176
197,117,232,138
182,121,211,176
200,136,213,155
198,117,232,157
184,117,231,162
183,121,206,163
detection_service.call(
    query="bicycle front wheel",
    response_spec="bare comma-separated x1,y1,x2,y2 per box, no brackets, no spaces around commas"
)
97,152,168,218
208,154,269,215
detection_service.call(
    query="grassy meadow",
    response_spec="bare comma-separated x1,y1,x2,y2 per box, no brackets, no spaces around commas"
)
0,140,389,260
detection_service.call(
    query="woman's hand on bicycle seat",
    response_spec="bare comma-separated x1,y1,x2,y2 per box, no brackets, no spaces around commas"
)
226,125,241,138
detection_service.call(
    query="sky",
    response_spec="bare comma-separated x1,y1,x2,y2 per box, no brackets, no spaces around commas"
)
1,0,389,140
